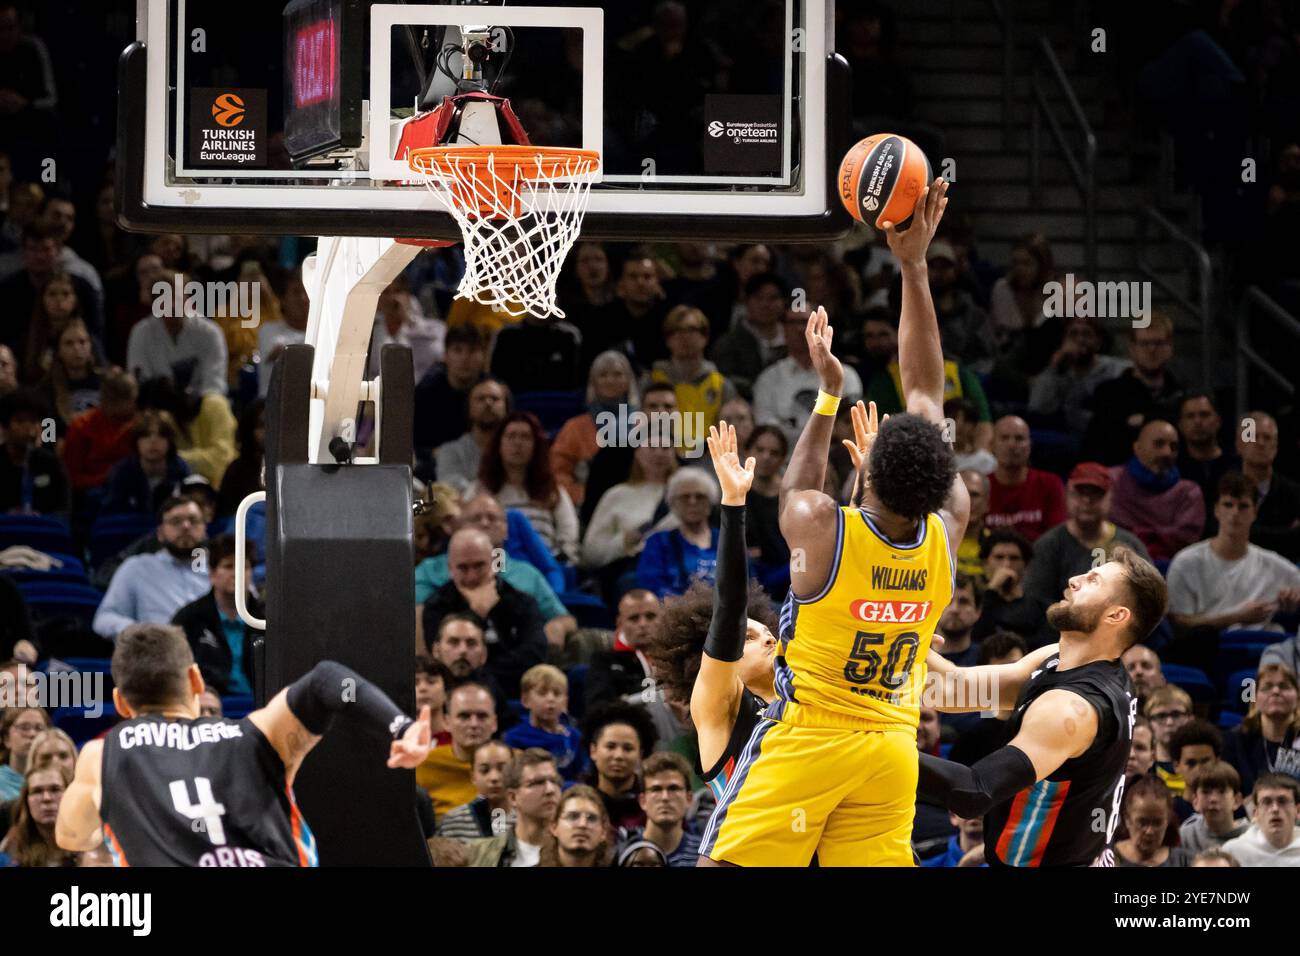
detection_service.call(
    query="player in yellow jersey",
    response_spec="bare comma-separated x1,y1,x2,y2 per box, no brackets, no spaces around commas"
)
700,179,968,866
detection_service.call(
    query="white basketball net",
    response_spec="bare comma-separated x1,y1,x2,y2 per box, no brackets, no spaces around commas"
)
411,149,599,320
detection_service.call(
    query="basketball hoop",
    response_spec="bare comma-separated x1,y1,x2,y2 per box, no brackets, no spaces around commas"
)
405,145,600,319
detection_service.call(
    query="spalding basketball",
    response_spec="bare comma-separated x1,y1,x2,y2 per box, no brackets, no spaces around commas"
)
838,133,932,230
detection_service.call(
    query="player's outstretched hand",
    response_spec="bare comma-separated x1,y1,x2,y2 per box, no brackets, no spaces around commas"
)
881,177,949,268
844,400,886,507
388,705,433,769
707,421,755,507
804,306,844,396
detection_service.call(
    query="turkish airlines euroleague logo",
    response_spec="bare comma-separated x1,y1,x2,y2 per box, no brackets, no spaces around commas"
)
189,87,266,168
211,93,246,127
848,599,933,624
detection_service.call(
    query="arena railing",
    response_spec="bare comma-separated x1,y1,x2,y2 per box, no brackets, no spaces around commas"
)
1236,286,1300,419
1029,34,1097,282
1135,205,1214,390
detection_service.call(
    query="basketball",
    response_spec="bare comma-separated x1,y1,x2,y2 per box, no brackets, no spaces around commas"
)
838,133,933,230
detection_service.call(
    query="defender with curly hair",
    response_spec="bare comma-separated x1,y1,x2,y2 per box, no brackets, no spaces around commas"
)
642,422,780,803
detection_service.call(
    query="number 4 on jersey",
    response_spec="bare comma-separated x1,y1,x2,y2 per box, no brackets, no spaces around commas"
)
170,777,228,845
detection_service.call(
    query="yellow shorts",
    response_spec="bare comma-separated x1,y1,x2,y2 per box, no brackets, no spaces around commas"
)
700,719,918,867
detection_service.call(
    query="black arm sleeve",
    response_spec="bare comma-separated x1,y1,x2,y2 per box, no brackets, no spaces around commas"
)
285,660,414,741
703,504,749,663
916,746,1038,819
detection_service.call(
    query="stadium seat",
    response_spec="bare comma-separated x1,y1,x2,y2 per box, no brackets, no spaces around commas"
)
1223,669,1258,713
18,581,104,625
0,514,75,556
566,664,588,721
0,551,89,585
1213,643,1270,695
221,695,255,719
88,512,160,568
1161,664,1215,703
562,590,614,630
1220,628,1286,647
1216,711,1243,731
53,700,119,746
514,390,585,438
213,499,267,563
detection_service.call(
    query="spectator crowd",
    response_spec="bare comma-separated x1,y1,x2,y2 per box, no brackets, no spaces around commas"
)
2,0,1300,868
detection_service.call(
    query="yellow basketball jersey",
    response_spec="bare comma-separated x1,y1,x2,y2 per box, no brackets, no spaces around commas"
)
768,508,955,732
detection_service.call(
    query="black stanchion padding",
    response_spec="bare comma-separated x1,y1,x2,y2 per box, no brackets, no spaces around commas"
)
378,343,414,466
264,343,314,468
265,462,427,865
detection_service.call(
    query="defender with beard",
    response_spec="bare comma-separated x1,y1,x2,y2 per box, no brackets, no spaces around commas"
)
916,547,1167,866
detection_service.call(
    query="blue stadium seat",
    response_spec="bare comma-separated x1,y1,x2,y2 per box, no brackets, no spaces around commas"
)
562,591,613,630
0,552,89,586
566,664,588,721
88,512,159,568
53,700,119,746
1161,664,1215,703
0,514,75,555
221,695,255,719
1213,643,1270,695
1220,628,1286,647
1216,711,1243,731
212,499,266,563
514,391,585,438
19,581,103,625
1223,669,1258,713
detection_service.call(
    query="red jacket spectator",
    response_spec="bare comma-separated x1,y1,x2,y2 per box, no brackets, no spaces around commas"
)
986,416,1066,542
61,369,139,490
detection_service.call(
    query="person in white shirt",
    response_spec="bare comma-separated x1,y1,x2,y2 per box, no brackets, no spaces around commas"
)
1221,774,1300,866
581,444,678,569
752,307,862,449
92,496,212,640
1167,472,1300,634
125,271,228,398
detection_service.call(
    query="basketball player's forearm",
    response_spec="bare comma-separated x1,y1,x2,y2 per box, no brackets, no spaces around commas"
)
781,412,834,495
916,748,1037,819
896,263,945,418
704,505,748,662
286,661,415,741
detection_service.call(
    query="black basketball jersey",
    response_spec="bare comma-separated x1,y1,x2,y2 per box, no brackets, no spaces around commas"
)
984,655,1136,867
100,714,318,867
697,688,768,804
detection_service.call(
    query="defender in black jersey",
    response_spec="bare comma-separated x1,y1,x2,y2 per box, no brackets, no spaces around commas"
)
642,423,779,807
917,547,1168,867
56,623,433,866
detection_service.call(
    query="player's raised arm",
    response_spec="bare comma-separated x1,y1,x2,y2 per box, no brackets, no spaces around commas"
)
882,179,949,425
915,688,1099,819
882,178,970,547
779,306,842,501
924,642,1059,714
249,661,434,781
690,423,756,737
55,739,105,852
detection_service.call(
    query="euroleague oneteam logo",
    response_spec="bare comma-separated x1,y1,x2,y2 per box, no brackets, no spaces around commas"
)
708,121,725,138
211,93,246,127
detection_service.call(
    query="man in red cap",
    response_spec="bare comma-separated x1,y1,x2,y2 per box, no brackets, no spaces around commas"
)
1023,462,1151,618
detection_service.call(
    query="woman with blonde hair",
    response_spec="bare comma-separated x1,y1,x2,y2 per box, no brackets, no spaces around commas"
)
551,349,639,507
1223,663,1300,797
26,728,77,779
